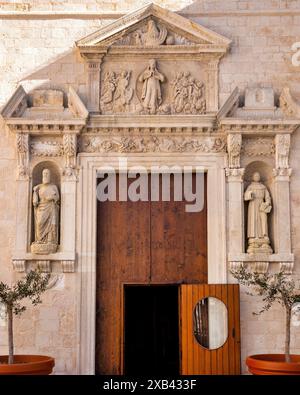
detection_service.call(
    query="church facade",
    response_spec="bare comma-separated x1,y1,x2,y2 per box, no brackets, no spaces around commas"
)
0,1,300,374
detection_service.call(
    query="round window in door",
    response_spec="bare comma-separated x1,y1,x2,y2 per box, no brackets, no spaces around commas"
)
193,297,228,350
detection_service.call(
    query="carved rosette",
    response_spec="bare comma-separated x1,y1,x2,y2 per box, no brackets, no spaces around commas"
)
16,133,29,179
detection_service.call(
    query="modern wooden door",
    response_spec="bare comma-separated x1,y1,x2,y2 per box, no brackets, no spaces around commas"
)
180,284,241,375
96,173,207,374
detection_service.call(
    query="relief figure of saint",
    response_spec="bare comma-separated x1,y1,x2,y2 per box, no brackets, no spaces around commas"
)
31,168,60,254
139,59,165,114
244,171,272,254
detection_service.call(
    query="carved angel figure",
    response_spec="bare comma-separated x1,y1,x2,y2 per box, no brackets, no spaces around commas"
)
139,59,166,114
101,71,116,106
113,71,134,112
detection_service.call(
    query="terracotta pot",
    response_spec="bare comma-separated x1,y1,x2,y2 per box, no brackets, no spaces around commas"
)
0,355,55,375
246,354,300,375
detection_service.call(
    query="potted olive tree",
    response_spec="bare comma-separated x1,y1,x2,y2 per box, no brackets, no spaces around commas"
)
231,266,300,375
0,269,55,375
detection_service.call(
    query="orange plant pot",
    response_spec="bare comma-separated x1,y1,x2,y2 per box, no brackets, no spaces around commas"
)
0,355,55,375
246,354,300,375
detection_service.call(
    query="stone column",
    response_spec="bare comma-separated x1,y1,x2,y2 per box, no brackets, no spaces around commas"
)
85,55,104,112
205,58,220,112
273,134,293,272
226,133,244,269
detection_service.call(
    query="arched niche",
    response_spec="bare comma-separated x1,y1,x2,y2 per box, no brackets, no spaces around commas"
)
30,161,61,249
244,161,274,254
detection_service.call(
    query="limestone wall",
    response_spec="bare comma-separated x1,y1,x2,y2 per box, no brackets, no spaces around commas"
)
0,0,300,375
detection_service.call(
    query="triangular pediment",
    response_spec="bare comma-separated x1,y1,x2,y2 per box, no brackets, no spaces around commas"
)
76,3,231,49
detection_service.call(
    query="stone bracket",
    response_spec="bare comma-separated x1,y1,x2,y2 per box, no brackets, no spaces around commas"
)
11,258,76,273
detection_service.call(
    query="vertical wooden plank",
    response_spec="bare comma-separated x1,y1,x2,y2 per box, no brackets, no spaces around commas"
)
209,284,218,375
204,284,211,374
187,285,194,375
227,285,235,375
233,284,241,374
215,284,223,375
221,284,229,375
180,285,188,374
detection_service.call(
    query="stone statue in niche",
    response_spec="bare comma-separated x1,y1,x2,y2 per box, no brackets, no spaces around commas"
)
138,59,166,114
244,172,273,254
171,71,206,114
31,168,60,255
100,70,134,113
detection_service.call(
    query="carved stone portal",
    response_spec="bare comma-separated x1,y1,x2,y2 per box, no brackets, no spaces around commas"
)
31,169,60,254
244,172,272,254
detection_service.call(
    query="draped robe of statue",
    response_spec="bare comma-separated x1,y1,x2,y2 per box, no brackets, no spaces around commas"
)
139,60,165,114
32,181,60,253
244,180,272,253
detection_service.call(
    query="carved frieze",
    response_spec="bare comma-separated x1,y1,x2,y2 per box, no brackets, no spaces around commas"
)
30,140,63,157
242,137,275,157
83,135,226,154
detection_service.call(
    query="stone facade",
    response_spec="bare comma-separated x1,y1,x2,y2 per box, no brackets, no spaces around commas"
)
1,1,300,375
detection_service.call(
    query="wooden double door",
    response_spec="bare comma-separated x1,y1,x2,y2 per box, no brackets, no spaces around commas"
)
96,173,240,374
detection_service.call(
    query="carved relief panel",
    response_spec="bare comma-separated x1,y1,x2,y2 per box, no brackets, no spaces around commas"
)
99,58,207,115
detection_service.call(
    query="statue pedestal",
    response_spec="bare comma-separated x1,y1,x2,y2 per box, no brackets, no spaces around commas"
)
247,237,272,254
31,242,58,255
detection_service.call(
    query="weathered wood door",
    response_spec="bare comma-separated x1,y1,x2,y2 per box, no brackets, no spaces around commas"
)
180,284,241,375
96,173,207,374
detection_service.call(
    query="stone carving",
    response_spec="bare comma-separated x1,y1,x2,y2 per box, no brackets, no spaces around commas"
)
273,168,292,178
30,141,63,157
37,260,51,273
114,19,174,46
16,133,29,178
63,133,77,177
280,262,294,274
227,134,241,168
100,70,134,113
138,59,166,114
242,137,275,157
31,169,60,255
225,168,245,182
62,260,76,273
275,134,290,169
244,172,272,254
171,72,205,114
84,136,226,154
12,259,26,273
252,262,269,273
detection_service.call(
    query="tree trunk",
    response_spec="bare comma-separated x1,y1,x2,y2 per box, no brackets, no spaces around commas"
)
285,307,291,363
7,306,14,364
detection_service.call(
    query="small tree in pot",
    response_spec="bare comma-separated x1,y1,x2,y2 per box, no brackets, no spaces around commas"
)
231,266,300,375
0,269,55,375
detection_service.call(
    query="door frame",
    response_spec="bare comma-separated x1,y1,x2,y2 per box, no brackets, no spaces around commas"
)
76,153,227,374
